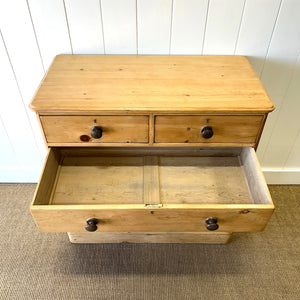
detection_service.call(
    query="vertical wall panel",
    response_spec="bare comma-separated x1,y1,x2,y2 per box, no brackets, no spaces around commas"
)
0,1,46,158
0,34,42,168
0,1,44,104
65,0,104,54
102,0,136,54
0,0,300,182
262,55,300,168
256,0,300,164
235,0,281,75
171,0,208,54
0,117,17,167
203,0,245,55
28,0,72,70
138,0,172,54
285,129,300,169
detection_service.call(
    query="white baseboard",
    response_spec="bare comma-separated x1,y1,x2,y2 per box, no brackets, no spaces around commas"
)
263,169,300,184
0,166,41,183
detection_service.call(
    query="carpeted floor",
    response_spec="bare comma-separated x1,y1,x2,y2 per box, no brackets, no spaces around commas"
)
0,184,299,300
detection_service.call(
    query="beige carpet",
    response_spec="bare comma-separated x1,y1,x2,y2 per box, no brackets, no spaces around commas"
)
0,184,299,300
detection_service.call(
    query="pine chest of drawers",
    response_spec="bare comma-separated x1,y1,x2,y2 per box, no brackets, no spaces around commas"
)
30,55,275,244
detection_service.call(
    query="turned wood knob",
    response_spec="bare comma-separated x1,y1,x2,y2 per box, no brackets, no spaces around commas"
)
201,126,213,139
91,126,103,139
205,217,219,231
85,218,98,232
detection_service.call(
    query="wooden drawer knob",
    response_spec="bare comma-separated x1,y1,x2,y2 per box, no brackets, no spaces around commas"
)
205,217,219,231
201,126,213,139
85,218,98,232
91,126,103,139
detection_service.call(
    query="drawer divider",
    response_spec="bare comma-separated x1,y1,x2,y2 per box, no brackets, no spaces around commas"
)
143,156,161,205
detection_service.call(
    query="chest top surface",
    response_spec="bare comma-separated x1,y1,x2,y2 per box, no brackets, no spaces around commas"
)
30,55,274,114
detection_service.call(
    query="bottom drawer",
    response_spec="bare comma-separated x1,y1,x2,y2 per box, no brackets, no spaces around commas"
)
31,147,274,233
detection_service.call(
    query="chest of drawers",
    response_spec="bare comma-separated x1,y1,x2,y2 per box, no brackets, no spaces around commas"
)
30,55,275,243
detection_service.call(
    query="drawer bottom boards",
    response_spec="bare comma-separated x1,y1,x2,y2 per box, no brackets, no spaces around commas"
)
31,147,274,239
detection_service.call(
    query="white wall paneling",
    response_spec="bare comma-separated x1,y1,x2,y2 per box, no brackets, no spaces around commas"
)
256,0,300,168
264,170,300,185
262,54,300,168
0,0,46,162
285,128,300,169
235,0,281,75
137,0,173,54
0,117,17,168
28,0,72,69
64,0,104,54
0,33,43,182
171,0,209,54
203,0,246,55
102,0,136,54
0,0,299,182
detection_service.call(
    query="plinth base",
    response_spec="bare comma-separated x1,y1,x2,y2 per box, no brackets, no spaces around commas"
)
68,232,232,244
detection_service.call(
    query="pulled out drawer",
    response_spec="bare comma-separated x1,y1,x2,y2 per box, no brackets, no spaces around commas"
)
31,147,274,233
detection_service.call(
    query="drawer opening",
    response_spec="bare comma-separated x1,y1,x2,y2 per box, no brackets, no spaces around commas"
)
33,147,272,206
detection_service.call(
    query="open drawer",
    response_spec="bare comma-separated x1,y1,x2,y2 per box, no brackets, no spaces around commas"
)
31,147,274,233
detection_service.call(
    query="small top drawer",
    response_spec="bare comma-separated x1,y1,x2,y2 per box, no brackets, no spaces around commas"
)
154,115,264,145
40,115,149,144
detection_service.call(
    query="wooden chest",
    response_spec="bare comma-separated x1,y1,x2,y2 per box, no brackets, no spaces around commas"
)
30,55,275,244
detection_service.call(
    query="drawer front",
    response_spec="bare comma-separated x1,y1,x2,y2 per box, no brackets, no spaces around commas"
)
154,115,264,144
31,206,273,233
31,147,274,233
40,115,149,144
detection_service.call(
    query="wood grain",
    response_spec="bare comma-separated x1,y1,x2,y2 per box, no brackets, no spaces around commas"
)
68,231,232,243
29,55,274,113
31,148,60,205
52,156,144,205
30,204,274,233
31,147,274,233
240,147,273,205
40,115,149,143
143,156,160,204
159,156,253,205
154,115,264,144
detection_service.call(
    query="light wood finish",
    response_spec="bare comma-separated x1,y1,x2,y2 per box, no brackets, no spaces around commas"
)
52,157,144,205
31,148,60,205
68,232,232,244
29,55,274,114
154,115,264,144
254,114,268,150
143,156,160,204
240,147,273,205
59,146,243,157
30,204,274,233
40,115,149,144
30,147,274,233
149,113,154,145
46,142,259,148
29,55,275,243
159,156,252,205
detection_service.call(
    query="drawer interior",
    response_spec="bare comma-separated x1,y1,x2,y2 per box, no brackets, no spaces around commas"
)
34,147,272,207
